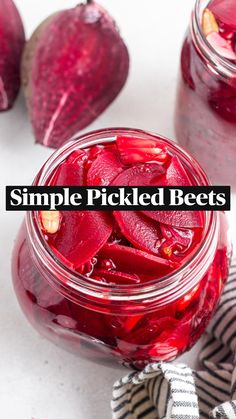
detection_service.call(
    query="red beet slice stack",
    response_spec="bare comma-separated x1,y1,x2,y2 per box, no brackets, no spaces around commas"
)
48,155,113,268
111,162,166,256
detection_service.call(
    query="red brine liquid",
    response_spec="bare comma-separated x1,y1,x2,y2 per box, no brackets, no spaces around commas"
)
175,0,236,186
12,130,230,368
42,138,203,282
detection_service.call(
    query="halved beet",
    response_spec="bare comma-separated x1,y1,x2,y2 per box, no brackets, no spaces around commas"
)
208,0,236,30
116,136,168,165
98,243,175,278
111,162,165,186
87,150,123,186
113,211,163,255
92,269,141,284
143,156,203,228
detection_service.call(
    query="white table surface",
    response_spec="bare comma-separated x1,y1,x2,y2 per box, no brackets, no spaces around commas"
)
0,1,235,418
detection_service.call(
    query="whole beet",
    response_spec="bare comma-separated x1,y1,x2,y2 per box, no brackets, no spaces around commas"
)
22,1,129,148
0,0,25,110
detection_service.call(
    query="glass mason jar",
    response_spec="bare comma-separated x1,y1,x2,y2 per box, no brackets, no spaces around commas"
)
175,0,236,186
12,128,231,369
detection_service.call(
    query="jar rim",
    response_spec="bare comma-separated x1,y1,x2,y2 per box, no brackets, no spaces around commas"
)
26,127,218,304
192,0,236,78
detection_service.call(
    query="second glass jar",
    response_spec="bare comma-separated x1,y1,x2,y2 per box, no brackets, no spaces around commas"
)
175,0,236,186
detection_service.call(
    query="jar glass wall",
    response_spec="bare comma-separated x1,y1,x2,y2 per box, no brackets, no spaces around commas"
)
175,0,236,186
12,128,231,369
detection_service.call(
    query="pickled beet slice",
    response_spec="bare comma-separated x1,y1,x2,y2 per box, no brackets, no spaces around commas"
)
111,162,165,186
161,224,194,248
99,243,175,278
50,149,88,186
87,150,123,186
113,211,163,255
48,149,113,268
93,269,141,284
208,0,236,30
144,211,202,229
206,32,236,60
51,211,113,268
116,136,168,165
159,224,195,260
66,148,88,164
143,156,203,228
161,155,192,187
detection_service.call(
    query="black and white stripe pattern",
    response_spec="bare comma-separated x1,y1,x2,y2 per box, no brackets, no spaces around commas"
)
112,363,198,419
111,261,236,419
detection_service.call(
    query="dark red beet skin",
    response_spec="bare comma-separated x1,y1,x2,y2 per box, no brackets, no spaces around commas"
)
0,0,25,110
23,2,129,148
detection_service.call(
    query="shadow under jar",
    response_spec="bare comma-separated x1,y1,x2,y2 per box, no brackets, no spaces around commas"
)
12,128,231,369
175,0,236,186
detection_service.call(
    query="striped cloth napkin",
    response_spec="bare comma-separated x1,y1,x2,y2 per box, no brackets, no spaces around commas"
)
111,260,236,419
